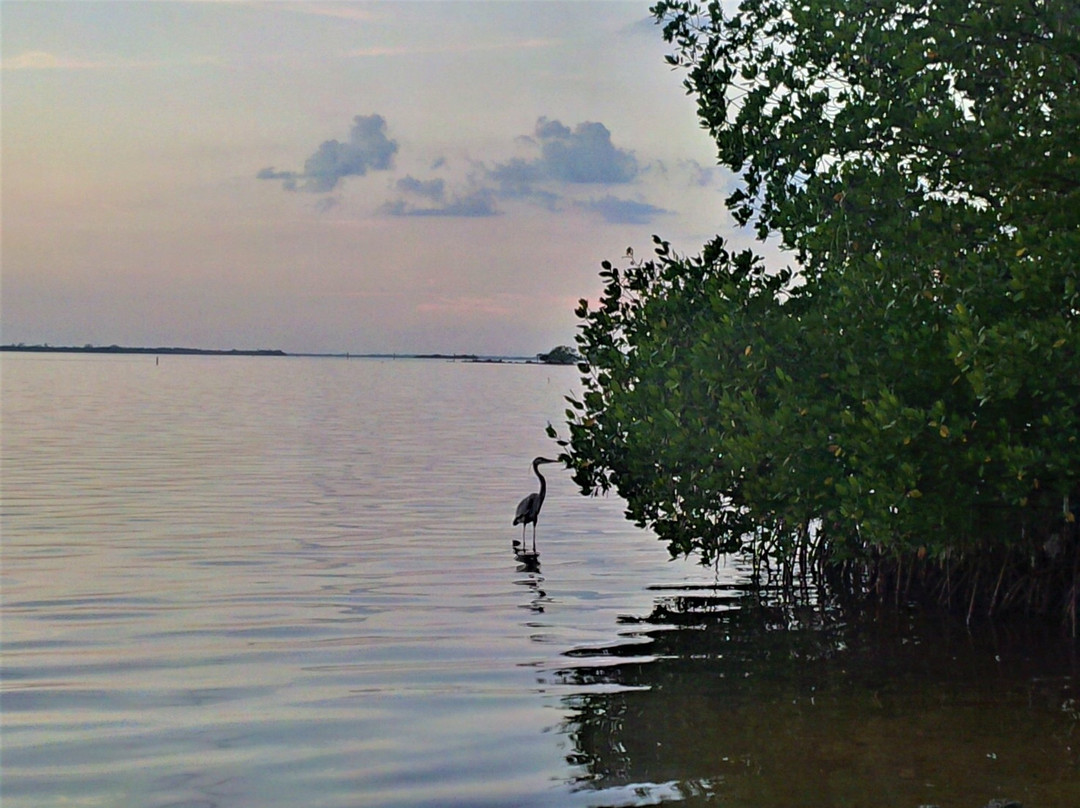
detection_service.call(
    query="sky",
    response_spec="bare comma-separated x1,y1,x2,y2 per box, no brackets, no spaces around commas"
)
2,0,765,355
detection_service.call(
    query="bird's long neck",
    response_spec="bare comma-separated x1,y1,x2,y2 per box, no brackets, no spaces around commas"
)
533,463,547,504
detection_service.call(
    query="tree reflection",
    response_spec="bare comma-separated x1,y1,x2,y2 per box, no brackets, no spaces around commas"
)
554,587,1079,807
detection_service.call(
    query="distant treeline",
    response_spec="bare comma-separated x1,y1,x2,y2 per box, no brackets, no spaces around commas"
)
1,344,287,356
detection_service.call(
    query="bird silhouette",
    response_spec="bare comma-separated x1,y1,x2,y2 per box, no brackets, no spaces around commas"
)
513,457,559,555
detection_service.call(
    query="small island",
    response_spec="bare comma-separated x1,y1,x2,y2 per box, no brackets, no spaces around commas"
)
535,345,582,365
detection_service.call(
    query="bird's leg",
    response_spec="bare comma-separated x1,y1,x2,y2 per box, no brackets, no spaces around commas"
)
532,522,538,554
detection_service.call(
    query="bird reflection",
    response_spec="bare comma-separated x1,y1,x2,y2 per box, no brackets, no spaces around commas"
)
511,544,548,612
514,545,542,571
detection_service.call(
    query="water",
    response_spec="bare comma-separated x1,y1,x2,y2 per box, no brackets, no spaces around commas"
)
2,354,1078,807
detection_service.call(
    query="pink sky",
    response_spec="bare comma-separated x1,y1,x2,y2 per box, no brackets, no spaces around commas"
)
2,1,774,355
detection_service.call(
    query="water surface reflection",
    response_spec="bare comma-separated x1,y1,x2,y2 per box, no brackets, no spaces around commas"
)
4,355,1078,808
557,587,1080,807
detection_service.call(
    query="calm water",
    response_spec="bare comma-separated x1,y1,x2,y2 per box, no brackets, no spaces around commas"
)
2,354,1078,808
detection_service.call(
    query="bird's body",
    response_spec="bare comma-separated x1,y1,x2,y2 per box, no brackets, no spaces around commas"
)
514,493,542,527
513,457,558,553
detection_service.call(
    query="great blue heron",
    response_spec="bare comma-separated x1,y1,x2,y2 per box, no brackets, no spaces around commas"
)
513,457,559,553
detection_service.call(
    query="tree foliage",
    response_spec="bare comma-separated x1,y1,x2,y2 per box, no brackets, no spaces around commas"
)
554,0,1080,617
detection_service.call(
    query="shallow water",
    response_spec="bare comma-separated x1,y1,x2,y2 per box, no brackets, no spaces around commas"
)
2,354,1078,807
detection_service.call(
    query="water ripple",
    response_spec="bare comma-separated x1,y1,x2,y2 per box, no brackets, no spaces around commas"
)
1,356,723,808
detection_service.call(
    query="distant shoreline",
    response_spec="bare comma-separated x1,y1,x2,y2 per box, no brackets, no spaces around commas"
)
1,344,287,357
0,344,546,363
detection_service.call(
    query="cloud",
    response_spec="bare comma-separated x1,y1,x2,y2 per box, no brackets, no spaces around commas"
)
258,114,398,193
259,114,670,224
395,176,446,202
579,195,670,224
681,159,727,188
538,118,639,183
489,158,545,197
381,187,498,218
490,118,639,195
256,167,301,189
382,118,664,221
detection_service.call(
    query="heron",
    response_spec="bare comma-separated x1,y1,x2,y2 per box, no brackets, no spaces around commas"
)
513,457,559,554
